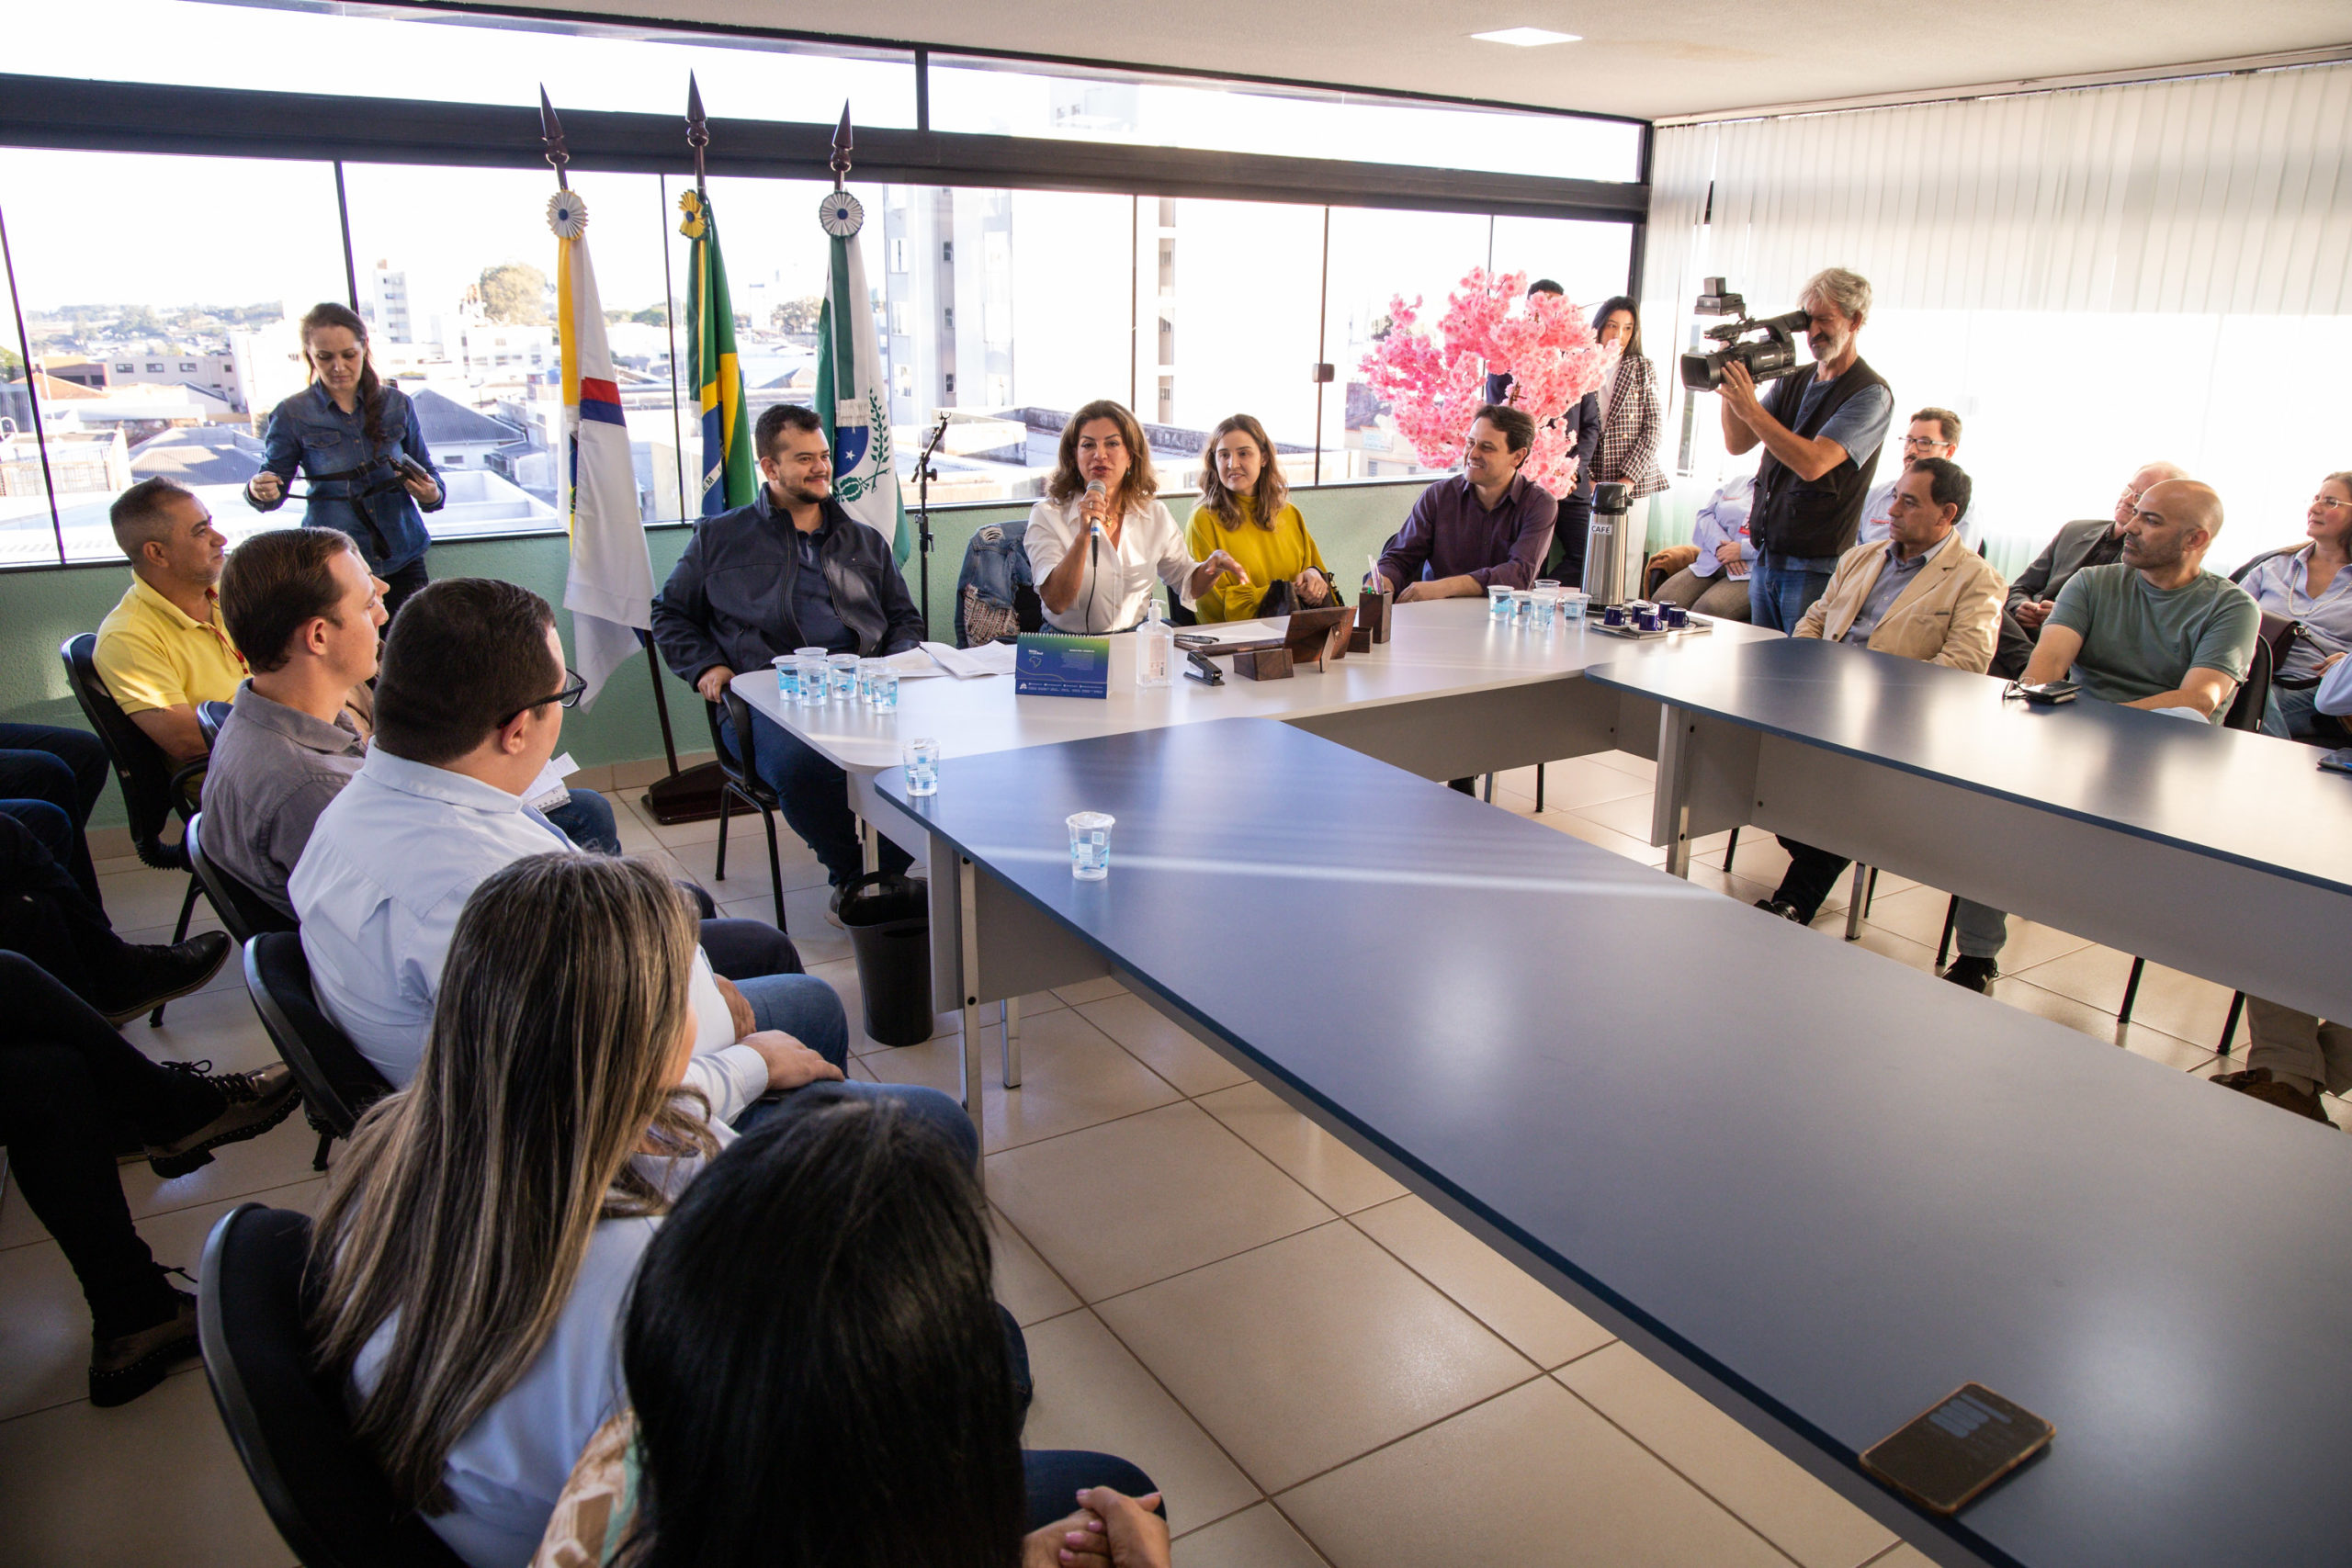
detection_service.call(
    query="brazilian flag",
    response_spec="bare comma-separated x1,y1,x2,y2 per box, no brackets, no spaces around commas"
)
679,188,753,514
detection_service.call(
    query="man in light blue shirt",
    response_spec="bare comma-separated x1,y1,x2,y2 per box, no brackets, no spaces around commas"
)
292,579,959,1140
1856,408,1983,551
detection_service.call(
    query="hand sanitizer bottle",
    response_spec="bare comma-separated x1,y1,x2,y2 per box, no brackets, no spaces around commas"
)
1136,598,1174,688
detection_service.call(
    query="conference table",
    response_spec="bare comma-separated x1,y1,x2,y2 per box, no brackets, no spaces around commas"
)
1579,635,2352,1024
875,716,2352,1568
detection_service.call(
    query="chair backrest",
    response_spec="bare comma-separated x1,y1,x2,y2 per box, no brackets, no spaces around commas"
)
2222,633,2274,733
198,1204,469,1568
186,813,297,945
197,699,235,748
243,932,390,1139
2229,545,2298,586
59,631,197,868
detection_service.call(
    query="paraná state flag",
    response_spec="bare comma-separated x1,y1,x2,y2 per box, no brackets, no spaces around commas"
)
815,226,910,562
679,187,753,514
550,187,652,707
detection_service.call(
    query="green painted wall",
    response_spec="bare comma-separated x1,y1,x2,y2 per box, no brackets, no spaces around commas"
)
1,478,1435,830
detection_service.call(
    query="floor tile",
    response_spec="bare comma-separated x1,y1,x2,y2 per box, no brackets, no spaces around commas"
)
1276,1378,1789,1568
1171,1501,1329,1565
1570,791,1665,843
989,1102,1332,1302
1076,995,1250,1097
1517,756,1654,813
1847,924,1939,976
117,984,280,1076
1351,1195,1614,1370
1557,1344,1895,1568
675,829,833,916
0,1364,295,1568
2015,945,2236,1043
1020,1310,1262,1534
1863,1547,1939,1567
0,1175,323,1424
1194,1081,1406,1214
95,865,216,934
1053,976,1130,1006
1590,749,1657,782
1096,1222,1535,1494
990,1210,1080,1327
861,1008,1182,1152
1540,809,1669,867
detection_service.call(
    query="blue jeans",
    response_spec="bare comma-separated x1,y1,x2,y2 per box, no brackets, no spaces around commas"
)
729,1067,979,1171
0,723,109,904
542,788,620,855
1748,553,1840,634
724,708,911,889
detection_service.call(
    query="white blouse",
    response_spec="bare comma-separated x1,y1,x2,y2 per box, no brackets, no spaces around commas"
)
1024,492,1198,634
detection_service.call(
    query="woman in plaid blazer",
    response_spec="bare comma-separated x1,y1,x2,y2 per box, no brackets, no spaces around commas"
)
1588,297,1669,588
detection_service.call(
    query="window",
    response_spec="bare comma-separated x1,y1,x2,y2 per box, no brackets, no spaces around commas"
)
179,361,196,371
146,363,164,372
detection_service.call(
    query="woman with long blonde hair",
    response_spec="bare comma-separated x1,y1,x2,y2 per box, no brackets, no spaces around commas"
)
1185,413,1331,622
1024,399,1247,633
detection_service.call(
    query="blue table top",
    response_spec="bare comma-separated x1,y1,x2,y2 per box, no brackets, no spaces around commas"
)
880,717,2352,1568
1582,635,2352,897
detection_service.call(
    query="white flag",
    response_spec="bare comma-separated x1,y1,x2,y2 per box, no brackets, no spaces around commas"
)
818,230,910,560
551,187,652,707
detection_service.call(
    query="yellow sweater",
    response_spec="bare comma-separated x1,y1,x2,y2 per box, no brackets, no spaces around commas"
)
1184,500,1329,623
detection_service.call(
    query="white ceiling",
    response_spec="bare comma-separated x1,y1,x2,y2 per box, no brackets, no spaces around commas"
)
509,0,2351,121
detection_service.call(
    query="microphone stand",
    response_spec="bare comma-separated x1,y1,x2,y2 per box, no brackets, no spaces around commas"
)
916,411,947,639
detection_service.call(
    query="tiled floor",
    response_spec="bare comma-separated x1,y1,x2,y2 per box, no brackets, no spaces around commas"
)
0,759,2308,1566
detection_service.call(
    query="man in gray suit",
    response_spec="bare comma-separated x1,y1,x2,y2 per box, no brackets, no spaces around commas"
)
1994,460,2188,677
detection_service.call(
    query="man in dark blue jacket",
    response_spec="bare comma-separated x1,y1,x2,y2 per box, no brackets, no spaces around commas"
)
653,403,925,908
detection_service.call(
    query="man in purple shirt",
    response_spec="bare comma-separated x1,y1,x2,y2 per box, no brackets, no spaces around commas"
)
1372,404,1557,603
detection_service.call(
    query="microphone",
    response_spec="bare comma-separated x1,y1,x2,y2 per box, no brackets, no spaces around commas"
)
1082,479,1108,634
1084,479,1107,536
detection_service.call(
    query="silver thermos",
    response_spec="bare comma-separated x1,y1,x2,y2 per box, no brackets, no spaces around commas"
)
1582,482,1631,605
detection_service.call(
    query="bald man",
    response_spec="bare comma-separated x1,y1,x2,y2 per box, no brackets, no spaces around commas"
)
1992,460,2190,679
1944,478,2261,993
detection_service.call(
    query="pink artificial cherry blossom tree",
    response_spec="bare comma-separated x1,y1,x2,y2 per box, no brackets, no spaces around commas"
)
1357,268,1610,498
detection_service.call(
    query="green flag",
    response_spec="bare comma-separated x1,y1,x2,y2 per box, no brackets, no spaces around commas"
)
679,187,753,514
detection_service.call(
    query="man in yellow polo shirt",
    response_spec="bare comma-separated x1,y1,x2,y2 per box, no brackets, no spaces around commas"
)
94,479,247,765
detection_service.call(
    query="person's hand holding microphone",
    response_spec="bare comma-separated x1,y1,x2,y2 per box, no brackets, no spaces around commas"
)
246,470,286,506
1081,479,1119,550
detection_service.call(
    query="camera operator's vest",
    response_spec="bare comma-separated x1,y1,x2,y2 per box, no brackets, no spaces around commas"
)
1750,356,1890,560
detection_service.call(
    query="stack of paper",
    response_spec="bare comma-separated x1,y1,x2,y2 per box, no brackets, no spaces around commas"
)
922,641,1018,679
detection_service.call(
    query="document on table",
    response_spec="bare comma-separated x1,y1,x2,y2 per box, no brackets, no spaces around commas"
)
922,640,1017,678
1177,618,1284,648
525,751,579,811
879,647,949,679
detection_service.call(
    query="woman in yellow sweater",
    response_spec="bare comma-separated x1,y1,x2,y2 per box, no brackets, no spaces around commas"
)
1184,413,1332,622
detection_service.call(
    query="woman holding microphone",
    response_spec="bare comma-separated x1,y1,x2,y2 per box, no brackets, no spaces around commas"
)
1025,400,1248,633
245,302,442,620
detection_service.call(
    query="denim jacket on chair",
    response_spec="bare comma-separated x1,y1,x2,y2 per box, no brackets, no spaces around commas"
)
954,519,1036,648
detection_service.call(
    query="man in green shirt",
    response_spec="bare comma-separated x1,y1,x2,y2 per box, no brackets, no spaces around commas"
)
1944,479,2259,993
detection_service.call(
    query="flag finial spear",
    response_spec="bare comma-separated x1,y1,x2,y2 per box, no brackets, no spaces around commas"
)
538,85,570,191
830,103,853,193
685,73,709,190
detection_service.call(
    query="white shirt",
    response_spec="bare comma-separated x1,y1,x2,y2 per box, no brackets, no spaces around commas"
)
2318,648,2352,716
1858,474,1981,551
288,749,763,1117
351,1144,720,1568
1024,493,1197,634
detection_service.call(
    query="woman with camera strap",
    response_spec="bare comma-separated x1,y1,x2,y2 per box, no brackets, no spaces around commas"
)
245,301,443,621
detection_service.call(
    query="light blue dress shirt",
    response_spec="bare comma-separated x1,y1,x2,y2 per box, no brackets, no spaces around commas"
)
288,749,763,1114
1689,473,1756,580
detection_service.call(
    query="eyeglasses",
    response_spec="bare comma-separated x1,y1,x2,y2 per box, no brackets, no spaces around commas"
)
498,667,587,728
2312,496,2351,513
1901,435,1949,451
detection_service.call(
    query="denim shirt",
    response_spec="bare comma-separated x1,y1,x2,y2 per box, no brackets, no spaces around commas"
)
249,381,442,573
952,518,1035,647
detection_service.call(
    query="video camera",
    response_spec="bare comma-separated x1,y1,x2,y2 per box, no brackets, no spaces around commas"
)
1678,277,1811,392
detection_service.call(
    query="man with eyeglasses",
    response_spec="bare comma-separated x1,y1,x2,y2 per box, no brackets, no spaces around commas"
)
289,578,832,1107
1991,460,2188,679
1857,409,1980,551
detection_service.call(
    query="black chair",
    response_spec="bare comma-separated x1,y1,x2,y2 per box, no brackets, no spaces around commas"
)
186,813,297,947
244,931,390,1171
60,632,209,1022
196,699,235,749
198,1204,468,1568
704,693,789,929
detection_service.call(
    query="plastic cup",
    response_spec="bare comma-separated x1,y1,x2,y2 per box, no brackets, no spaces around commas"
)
1487,583,1514,621
904,739,939,796
1559,590,1589,623
870,667,899,711
856,658,882,705
826,652,860,700
1510,588,1535,625
771,654,800,702
1068,811,1114,880
793,647,828,705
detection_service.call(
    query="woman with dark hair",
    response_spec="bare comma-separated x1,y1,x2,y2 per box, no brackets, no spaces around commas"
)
1184,413,1331,622
1024,399,1246,634
1585,296,1669,590
531,1092,1170,1568
246,301,443,618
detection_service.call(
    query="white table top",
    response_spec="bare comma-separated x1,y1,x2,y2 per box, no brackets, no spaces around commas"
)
731,601,1773,773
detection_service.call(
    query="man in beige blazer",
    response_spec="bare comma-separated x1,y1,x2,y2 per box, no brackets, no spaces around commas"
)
1758,458,2006,924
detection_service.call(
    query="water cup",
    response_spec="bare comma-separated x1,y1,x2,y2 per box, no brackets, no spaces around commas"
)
1488,582,1514,622
904,739,940,796
827,652,860,700
1559,589,1589,623
771,654,800,702
793,647,828,705
1068,811,1115,880
1511,588,1535,625
1530,588,1561,632
870,667,899,712
856,658,881,705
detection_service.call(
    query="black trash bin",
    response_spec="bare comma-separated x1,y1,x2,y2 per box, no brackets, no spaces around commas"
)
840,872,933,1046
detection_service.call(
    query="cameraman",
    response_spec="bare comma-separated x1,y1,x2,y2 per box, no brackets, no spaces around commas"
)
1716,268,1894,632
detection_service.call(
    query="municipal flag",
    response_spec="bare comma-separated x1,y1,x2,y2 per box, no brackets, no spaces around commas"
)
679,187,753,514
549,186,652,707
815,225,910,561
